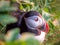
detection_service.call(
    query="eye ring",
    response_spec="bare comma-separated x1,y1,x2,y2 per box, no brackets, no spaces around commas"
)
35,18,38,21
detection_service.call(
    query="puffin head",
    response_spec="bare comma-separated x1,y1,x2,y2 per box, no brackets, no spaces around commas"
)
24,11,46,34
24,11,49,42
23,11,49,42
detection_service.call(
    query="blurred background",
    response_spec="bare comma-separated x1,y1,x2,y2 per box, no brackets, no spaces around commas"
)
0,0,60,45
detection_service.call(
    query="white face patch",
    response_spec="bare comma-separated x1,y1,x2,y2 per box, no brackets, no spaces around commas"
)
24,16,45,30
34,31,46,42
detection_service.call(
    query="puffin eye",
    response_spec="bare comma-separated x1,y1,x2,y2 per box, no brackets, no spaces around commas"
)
35,18,38,21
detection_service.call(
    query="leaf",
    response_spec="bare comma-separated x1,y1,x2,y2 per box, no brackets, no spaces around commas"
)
26,38,40,45
0,33,5,41
5,28,20,42
48,21,55,31
43,7,49,12
0,15,17,25
0,1,10,8
0,1,17,12
42,10,51,21
0,6,17,12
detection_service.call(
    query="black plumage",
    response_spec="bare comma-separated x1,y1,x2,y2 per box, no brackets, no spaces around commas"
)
5,11,42,35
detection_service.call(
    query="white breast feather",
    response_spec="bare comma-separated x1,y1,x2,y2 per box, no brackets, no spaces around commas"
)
34,31,46,42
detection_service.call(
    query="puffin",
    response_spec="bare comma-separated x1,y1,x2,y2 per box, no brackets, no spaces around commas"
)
5,11,49,42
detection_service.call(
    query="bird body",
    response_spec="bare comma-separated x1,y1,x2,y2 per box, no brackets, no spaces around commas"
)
5,11,49,42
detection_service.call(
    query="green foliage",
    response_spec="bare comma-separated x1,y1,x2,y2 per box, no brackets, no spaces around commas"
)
5,28,20,42
0,1,17,12
19,1,34,11
5,38,40,45
0,0,60,45
0,1,17,34
0,15,17,25
25,38,40,45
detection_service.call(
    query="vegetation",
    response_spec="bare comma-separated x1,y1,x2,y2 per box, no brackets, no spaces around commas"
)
0,0,60,45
